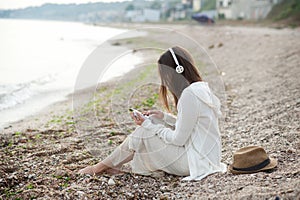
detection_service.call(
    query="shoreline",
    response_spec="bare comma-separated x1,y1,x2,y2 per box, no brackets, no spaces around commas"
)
1,24,299,199
0,18,136,131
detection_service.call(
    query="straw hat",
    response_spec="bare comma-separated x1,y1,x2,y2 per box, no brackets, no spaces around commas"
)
229,146,277,174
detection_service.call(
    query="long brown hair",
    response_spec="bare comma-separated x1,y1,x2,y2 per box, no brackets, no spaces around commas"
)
158,46,202,111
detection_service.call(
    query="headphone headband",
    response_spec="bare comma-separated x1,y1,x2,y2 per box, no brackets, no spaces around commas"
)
169,48,184,74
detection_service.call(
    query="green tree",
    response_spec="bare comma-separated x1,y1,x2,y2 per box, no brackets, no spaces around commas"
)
126,4,135,11
150,1,162,10
201,0,216,11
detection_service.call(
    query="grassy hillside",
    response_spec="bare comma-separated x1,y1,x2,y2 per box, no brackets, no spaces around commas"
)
267,0,300,26
201,0,217,11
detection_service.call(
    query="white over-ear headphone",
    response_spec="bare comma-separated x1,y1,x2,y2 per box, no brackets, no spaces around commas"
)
169,48,184,74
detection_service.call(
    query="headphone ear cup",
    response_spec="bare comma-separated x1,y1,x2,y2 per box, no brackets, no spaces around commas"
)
175,65,184,74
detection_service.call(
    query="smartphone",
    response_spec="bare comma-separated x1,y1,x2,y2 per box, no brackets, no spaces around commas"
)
129,108,148,119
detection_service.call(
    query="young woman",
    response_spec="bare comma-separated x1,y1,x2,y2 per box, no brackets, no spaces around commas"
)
79,46,226,180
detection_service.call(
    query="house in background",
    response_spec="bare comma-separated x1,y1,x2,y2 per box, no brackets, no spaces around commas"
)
144,9,160,22
216,0,283,20
192,0,202,12
169,3,189,21
125,9,160,22
181,0,202,12
169,0,204,21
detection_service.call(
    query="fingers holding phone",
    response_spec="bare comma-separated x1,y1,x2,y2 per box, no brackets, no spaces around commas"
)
129,108,147,126
130,111,145,126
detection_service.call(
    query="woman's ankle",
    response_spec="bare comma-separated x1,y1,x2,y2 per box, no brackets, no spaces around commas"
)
105,168,124,175
92,162,109,174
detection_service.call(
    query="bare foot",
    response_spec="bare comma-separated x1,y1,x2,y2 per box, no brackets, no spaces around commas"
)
78,162,110,175
105,168,124,175
78,166,95,175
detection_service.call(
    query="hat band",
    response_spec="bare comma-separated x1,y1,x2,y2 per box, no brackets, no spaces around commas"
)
232,158,270,172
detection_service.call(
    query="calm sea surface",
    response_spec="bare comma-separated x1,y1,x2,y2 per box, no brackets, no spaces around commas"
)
0,19,140,129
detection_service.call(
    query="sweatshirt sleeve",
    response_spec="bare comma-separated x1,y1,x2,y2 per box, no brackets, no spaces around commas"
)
163,112,177,127
141,90,200,146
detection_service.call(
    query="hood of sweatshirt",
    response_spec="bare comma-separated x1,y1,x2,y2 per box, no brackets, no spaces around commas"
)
187,82,222,117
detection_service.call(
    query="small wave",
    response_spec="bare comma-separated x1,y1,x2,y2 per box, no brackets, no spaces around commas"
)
0,85,33,111
0,74,56,111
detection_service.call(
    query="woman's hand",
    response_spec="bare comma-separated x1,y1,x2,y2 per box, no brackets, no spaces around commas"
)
131,112,146,126
143,110,164,119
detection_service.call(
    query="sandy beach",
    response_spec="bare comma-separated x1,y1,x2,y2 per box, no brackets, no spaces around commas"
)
1,23,299,199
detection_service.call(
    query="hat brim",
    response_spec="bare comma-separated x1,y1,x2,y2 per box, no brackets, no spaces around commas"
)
228,157,277,174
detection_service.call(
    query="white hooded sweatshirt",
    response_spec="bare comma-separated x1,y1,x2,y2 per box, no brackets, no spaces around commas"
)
141,81,226,180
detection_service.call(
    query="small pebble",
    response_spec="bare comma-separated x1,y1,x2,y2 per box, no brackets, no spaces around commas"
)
108,178,115,186
76,191,85,197
274,175,282,179
126,192,134,197
28,174,36,179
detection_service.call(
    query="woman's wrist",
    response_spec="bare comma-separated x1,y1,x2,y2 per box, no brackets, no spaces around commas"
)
141,118,152,128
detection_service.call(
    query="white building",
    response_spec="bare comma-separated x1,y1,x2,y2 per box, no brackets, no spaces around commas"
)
144,9,160,22
216,0,282,20
193,0,202,12
125,9,160,22
181,0,202,12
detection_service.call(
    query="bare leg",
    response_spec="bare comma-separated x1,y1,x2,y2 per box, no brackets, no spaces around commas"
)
105,152,134,174
79,138,134,175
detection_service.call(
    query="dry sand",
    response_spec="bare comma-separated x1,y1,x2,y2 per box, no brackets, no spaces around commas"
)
0,24,299,199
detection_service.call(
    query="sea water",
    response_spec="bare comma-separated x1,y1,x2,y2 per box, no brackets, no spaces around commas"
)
0,19,141,129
